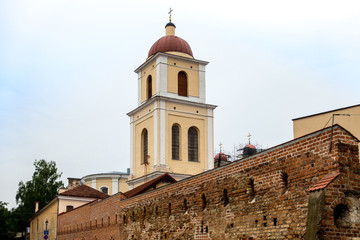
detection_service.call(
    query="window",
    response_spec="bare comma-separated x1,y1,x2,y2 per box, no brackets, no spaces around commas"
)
223,189,229,206
141,129,148,164
201,194,207,210
188,127,198,161
248,179,255,200
100,186,108,194
66,205,74,212
172,125,180,160
147,75,152,100
178,71,188,96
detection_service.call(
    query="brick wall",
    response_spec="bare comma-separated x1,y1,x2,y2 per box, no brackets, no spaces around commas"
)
58,125,360,240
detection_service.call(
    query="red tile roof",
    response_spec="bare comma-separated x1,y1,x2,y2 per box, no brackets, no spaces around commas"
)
309,172,340,192
123,173,176,198
59,185,109,199
148,35,193,58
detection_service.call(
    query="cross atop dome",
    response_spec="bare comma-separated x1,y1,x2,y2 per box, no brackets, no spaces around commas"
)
168,8,173,22
248,133,252,144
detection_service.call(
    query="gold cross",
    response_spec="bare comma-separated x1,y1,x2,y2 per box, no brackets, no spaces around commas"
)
219,142,222,152
168,8,173,22
247,133,252,144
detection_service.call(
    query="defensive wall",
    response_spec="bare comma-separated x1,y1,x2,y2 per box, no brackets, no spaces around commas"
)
58,125,360,239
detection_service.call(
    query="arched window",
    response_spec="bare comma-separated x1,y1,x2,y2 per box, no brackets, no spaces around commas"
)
178,71,188,97
147,75,152,100
100,186,108,194
141,129,148,164
172,124,180,160
188,127,198,161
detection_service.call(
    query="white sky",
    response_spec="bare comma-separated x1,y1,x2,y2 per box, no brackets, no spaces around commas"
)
1,0,360,208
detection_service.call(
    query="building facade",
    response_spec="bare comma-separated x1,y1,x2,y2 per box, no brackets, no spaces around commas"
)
82,170,130,195
57,125,360,239
127,21,216,189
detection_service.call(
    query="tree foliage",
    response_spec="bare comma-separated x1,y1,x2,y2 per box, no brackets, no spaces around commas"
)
13,159,64,234
0,201,13,239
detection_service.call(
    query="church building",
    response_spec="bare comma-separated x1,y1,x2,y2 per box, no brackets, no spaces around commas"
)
126,17,216,189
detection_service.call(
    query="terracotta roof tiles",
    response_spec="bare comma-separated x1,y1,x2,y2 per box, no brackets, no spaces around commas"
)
123,173,176,198
59,185,109,199
308,172,340,192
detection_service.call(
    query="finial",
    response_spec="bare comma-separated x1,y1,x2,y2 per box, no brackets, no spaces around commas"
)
247,133,252,144
168,8,173,22
219,142,223,152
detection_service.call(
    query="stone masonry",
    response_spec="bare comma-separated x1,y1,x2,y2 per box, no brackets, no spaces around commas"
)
57,125,360,240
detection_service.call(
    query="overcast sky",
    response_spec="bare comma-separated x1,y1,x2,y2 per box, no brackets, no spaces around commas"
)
1,0,360,208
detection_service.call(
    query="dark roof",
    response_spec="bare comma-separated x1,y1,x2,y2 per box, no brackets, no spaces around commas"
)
165,22,176,28
309,172,340,192
123,173,176,198
59,185,109,199
292,104,360,121
148,35,193,58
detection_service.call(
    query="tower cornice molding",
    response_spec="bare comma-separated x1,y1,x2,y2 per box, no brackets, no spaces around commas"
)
134,52,209,74
127,95,217,117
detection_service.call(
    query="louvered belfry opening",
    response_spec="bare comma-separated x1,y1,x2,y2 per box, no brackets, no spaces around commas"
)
172,125,180,160
188,127,198,161
147,75,152,100
178,71,188,96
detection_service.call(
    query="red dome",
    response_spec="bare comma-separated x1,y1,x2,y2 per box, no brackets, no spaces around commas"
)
214,152,228,161
245,144,256,149
148,35,193,58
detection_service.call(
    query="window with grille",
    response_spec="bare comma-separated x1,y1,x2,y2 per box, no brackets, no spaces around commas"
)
147,75,152,100
142,129,148,164
188,127,198,161
178,71,188,96
172,125,180,160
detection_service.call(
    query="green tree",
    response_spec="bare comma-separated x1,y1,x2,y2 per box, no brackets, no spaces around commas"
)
0,201,12,239
14,159,64,236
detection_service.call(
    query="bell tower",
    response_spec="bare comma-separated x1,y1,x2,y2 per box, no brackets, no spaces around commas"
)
127,17,216,189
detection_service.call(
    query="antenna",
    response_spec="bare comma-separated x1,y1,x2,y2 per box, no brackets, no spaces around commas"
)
329,114,351,152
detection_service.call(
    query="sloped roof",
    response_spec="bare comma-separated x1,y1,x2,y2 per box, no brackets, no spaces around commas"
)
59,184,109,199
309,172,340,192
292,104,360,121
123,173,176,198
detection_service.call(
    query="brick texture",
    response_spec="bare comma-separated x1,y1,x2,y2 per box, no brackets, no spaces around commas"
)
57,125,360,240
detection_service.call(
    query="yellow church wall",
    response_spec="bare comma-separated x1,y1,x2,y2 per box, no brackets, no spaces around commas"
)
141,60,157,103
95,179,112,194
30,199,58,240
165,102,208,175
167,57,199,97
118,178,129,193
133,113,155,179
84,180,91,187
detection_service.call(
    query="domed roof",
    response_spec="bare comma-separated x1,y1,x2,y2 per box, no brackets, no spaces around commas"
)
244,144,256,149
214,152,228,162
148,35,193,58
147,22,193,58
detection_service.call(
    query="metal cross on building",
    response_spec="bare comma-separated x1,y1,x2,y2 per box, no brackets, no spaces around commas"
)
168,8,173,22
247,133,252,144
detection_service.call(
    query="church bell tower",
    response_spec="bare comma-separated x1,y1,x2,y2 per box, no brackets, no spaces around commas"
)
127,16,216,189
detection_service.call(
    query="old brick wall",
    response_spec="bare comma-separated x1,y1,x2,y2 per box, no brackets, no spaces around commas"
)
317,140,360,239
58,126,359,240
